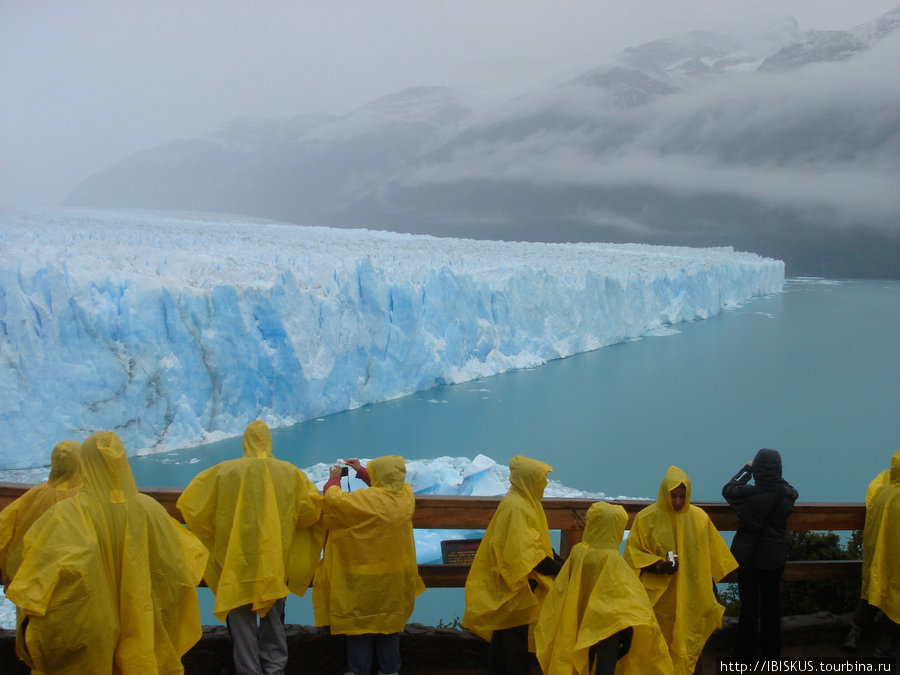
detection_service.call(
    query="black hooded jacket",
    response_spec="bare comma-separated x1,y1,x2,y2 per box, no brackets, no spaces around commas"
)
722,448,799,569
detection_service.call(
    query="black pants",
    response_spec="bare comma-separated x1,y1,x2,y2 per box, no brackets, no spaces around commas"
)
346,632,401,675
852,598,879,628
588,627,633,675
736,567,784,660
489,625,531,675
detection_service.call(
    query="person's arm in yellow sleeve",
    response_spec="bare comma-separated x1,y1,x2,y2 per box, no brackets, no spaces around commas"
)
176,466,219,542
296,475,324,529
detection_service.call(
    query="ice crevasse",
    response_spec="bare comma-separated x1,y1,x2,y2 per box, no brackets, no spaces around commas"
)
0,209,784,468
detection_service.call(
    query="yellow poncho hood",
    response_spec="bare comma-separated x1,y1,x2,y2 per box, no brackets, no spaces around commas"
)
313,455,425,635
177,419,324,621
864,450,899,508
6,431,208,675
462,455,554,642
535,502,673,675
861,450,900,623
368,454,408,493
0,440,83,664
624,466,737,675
0,440,82,587
865,468,890,506
47,440,83,489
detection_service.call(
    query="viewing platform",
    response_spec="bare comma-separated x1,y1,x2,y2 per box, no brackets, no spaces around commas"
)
0,484,870,673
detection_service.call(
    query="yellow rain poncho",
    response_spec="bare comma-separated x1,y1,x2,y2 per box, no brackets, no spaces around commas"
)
624,466,737,675
177,419,324,621
6,431,208,675
0,440,83,664
535,502,673,675
0,440,83,587
865,458,893,507
860,450,900,624
462,455,554,643
313,455,425,635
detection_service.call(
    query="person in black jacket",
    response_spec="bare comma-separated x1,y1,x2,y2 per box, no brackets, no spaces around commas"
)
722,448,799,661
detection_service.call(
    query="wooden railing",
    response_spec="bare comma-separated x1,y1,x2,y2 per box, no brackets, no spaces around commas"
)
0,484,865,588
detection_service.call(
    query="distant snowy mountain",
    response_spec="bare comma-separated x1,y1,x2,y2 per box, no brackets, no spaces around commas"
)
761,6,900,69
63,7,900,279
572,30,759,106
65,86,471,225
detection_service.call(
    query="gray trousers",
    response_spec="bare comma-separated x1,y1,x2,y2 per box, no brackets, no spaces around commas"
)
226,597,288,675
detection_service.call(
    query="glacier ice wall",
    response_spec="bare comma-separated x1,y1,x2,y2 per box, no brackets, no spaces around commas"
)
0,209,784,468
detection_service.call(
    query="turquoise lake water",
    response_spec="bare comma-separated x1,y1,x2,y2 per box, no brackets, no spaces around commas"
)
124,277,900,627
131,278,900,504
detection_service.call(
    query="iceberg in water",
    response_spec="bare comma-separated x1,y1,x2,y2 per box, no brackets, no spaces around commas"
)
0,208,783,468
310,454,517,500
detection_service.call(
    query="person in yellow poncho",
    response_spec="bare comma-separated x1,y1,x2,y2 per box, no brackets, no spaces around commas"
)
313,455,425,675
5,431,208,674
462,455,562,675
0,440,83,665
845,449,900,653
864,457,894,506
177,419,324,675
535,501,673,675
844,453,895,652
855,449,900,658
0,440,83,587
624,465,737,675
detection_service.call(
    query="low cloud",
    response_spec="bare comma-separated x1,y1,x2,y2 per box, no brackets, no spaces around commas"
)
402,32,900,231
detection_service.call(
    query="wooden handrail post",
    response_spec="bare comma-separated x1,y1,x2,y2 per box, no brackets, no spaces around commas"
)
559,528,582,558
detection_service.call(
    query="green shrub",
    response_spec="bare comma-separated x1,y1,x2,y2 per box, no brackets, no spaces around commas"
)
781,530,861,615
719,530,862,617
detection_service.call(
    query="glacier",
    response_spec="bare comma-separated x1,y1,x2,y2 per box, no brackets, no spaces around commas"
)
0,208,783,469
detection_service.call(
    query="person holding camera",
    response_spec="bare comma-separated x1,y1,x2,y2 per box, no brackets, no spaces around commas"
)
625,465,736,675
722,448,798,661
313,455,424,675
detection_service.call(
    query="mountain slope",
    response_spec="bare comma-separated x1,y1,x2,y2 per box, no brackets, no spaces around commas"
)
63,7,900,278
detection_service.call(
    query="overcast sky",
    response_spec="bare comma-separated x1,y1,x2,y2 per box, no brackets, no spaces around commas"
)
1,0,897,207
